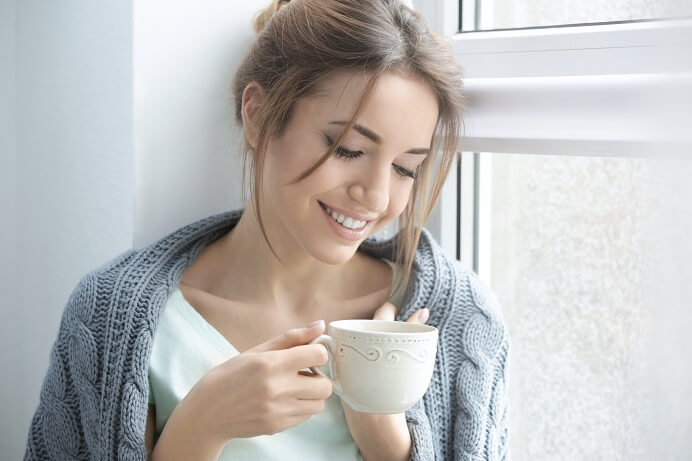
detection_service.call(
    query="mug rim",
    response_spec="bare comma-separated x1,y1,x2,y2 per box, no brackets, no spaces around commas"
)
328,319,437,335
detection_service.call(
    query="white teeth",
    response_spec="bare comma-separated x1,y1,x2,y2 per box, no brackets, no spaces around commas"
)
323,205,366,230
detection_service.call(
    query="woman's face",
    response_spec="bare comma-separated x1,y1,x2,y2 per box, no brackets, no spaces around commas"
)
258,70,439,265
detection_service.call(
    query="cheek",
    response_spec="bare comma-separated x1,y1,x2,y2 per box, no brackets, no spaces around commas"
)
368,181,413,236
265,139,324,191
272,162,335,213
387,181,415,217
266,144,305,181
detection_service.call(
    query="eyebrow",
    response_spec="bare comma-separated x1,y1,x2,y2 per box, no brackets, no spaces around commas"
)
328,120,430,155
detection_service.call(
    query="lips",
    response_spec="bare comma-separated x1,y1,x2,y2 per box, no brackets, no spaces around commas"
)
318,201,375,223
319,201,372,241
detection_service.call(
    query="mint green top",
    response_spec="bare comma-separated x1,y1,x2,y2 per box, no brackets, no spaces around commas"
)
147,258,405,460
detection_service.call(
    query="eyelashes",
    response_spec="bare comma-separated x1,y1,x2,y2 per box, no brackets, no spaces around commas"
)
324,135,418,180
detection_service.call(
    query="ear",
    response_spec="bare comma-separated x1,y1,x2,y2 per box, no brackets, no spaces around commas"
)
241,81,266,150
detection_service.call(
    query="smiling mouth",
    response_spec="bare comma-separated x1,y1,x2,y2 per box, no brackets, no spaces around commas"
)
319,202,369,230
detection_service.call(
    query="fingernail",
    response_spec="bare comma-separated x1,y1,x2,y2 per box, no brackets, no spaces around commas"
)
307,320,324,329
419,309,429,323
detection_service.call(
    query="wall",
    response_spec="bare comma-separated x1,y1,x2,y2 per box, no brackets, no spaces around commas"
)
6,0,135,457
0,0,18,453
3,1,269,457
133,0,266,248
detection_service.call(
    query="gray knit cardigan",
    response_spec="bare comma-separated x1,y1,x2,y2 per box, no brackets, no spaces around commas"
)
24,209,511,460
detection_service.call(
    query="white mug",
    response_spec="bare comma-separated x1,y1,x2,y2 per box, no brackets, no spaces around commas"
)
308,319,438,414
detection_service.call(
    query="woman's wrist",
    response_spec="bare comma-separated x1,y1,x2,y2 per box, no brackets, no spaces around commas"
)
340,399,412,461
152,394,227,461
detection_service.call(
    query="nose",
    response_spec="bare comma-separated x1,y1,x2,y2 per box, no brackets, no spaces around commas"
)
347,161,390,215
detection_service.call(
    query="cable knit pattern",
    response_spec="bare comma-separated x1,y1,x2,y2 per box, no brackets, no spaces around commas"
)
24,209,511,460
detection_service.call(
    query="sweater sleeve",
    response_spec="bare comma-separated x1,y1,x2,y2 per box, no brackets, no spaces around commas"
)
481,333,511,461
454,274,512,461
24,274,97,460
405,399,435,461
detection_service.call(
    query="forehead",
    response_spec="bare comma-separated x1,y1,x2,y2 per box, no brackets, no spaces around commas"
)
302,69,439,145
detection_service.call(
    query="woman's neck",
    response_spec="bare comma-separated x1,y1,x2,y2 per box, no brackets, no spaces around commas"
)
181,206,391,315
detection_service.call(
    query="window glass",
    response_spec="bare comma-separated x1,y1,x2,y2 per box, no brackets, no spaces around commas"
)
463,0,689,31
477,152,656,458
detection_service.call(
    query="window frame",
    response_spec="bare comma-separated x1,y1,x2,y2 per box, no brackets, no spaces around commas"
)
418,0,692,277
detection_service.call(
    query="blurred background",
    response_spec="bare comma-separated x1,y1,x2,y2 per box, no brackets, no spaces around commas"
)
1,0,691,459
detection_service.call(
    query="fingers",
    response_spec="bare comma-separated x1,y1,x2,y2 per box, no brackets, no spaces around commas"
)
372,302,397,321
290,373,333,400
279,343,330,372
407,308,429,324
373,302,430,324
251,320,325,353
287,399,327,418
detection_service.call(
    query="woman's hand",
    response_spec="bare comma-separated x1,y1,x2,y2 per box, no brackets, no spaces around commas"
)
372,302,429,324
339,303,429,461
154,321,333,458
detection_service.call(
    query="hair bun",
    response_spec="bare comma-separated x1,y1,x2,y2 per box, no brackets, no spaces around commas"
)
253,0,292,33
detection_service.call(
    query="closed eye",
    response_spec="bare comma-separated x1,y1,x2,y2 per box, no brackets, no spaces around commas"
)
324,135,418,180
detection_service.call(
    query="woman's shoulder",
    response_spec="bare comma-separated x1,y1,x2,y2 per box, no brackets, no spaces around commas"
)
408,231,510,356
414,257,511,396
58,248,143,326
451,260,505,320
414,228,505,318
92,248,141,277
72,247,143,297
60,211,241,324
438,260,510,361
79,210,243,291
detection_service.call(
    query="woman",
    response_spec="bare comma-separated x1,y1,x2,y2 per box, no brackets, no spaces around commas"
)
24,0,510,460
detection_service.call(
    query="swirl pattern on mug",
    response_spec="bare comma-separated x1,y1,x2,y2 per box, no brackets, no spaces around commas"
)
386,349,428,364
339,344,381,361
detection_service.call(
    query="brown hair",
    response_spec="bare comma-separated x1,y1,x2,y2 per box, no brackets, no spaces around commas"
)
233,0,465,298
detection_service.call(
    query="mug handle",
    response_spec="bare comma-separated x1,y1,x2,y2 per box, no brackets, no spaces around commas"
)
307,334,344,396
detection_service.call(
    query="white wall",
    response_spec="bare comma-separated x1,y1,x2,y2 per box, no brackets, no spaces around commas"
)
3,0,270,457
0,0,19,453
5,0,135,457
134,0,267,248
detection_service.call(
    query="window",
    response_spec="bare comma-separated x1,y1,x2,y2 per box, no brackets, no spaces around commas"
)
463,152,654,458
420,0,692,459
462,0,690,31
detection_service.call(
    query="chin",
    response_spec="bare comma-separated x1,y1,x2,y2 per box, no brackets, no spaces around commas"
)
308,241,361,266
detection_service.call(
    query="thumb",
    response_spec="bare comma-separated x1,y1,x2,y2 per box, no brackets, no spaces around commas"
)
372,302,397,321
250,319,325,353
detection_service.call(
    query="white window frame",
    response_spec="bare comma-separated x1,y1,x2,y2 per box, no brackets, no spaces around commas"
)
419,0,692,280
